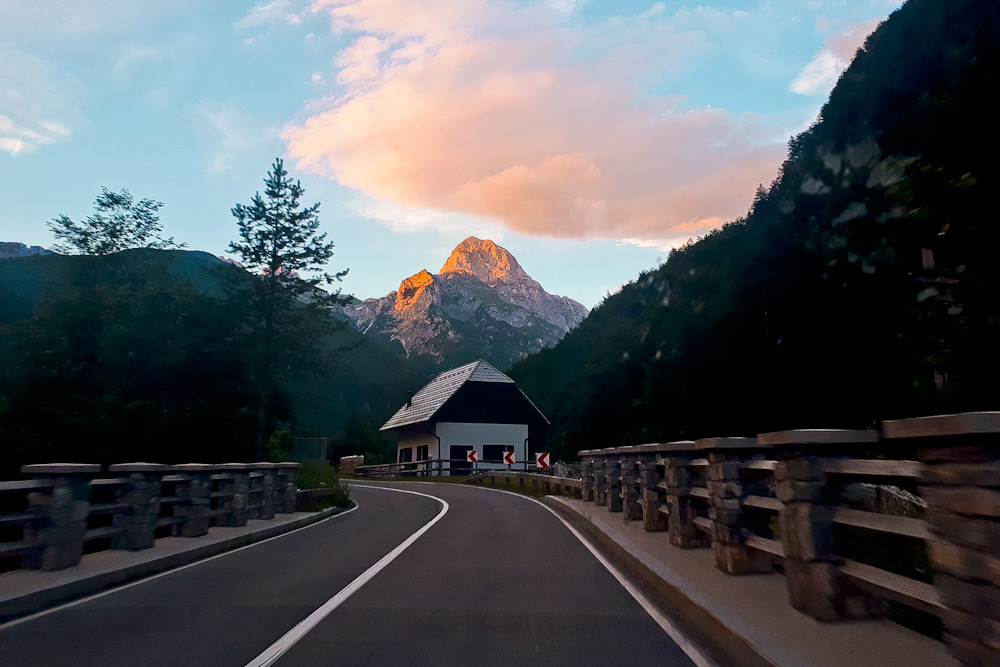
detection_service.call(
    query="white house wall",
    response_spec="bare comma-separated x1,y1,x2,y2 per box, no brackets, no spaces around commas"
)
435,422,528,469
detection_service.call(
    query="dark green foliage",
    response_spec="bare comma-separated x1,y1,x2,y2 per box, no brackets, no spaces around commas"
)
47,187,184,255
228,158,352,457
510,0,1000,461
0,251,257,476
0,250,429,476
326,408,397,465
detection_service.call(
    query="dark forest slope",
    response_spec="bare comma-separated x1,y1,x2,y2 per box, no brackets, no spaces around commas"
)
0,249,427,473
510,0,1000,459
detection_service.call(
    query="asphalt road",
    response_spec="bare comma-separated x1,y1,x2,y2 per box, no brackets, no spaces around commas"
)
0,483,699,667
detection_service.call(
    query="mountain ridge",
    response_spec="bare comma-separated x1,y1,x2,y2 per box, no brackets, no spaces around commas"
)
341,237,588,371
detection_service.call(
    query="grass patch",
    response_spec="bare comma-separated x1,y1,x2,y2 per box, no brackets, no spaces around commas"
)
297,460,339,490
297,484,352,512
478,477,580,500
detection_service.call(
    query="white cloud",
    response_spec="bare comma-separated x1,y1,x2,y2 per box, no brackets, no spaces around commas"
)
0,0,147,36
194,104,273,173
0,48,76,156
790,18,882,96
618,237,685,252
235,0,306,31
112,45,163,76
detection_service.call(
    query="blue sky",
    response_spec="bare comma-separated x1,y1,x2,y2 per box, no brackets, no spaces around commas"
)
1,0,902,308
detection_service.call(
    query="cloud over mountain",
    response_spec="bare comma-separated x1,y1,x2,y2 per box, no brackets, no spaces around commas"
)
284,0,788,243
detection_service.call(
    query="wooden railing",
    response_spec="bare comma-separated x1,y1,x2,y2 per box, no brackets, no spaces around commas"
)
579,411,1000,666
0,462,300,573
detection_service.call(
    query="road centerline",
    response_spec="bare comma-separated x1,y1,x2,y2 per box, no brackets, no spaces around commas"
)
244,485,449,667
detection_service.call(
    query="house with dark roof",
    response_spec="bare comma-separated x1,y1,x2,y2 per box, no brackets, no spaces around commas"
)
380,360,548,473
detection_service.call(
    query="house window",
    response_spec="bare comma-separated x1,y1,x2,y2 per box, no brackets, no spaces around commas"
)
399,447,413,463
416,445,429,461
482,444,514,462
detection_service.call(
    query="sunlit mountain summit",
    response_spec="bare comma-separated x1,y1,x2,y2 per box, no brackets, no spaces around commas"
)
341,237,588,371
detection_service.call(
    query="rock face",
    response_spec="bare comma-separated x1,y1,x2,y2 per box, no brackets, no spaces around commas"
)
0,242,55,259
343,237,588,370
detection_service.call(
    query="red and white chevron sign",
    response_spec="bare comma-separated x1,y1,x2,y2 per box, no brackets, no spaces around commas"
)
502,450,516,465
466,450,479,463
536,452,550,468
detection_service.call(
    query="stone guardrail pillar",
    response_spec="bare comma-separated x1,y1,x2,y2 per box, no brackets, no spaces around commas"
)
172,464,213,537
20,463,100,570
701,437,774,575
603,448,623,512
580,452,596,502
637,445,667,531
213,464,252,527
248,469,264,519
619,447,642,521
661,442,710,549
884,412,1000,667
257,463,278,520
592,455,607,507
275,463,300,514
108,463,170,551
763,429,881,621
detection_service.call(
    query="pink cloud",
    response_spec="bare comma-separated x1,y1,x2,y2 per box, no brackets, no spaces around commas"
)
284,0,784,241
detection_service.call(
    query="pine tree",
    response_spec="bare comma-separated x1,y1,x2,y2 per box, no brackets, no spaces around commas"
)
229,158,349,458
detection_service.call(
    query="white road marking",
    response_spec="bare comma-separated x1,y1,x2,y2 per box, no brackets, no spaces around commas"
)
244,485,448,667
462,484,718,667
0,502,359,632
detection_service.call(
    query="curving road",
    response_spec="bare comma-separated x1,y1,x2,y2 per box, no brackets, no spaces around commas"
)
0,483,703,666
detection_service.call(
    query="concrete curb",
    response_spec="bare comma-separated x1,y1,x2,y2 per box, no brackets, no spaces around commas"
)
544,496,777,667
0,505,347,624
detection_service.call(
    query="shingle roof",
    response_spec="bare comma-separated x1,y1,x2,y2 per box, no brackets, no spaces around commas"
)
380,359,518,431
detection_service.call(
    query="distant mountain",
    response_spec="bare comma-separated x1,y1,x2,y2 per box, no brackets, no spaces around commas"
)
341,237,588,371
0,242,55,259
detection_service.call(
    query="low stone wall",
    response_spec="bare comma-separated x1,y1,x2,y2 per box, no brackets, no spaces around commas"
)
578,411,1000,667
479,470,583,498
0,462,301,573
339,455,364,476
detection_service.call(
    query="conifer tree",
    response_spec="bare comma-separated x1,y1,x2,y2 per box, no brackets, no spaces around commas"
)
229,158,349,458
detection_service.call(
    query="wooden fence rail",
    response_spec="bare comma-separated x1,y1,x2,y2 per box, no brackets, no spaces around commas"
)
0,462,300,573
579,411,1000,667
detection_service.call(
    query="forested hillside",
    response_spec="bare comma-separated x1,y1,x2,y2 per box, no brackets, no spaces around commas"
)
0,250,426,475
510,0,1000,460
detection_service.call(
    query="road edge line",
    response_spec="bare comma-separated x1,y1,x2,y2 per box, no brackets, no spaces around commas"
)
461,484,718,667
244,485,449,667
0,502,358,631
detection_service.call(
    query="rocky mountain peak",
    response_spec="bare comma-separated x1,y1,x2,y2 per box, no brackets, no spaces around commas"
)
439,236,528,286
0,242,55,259
342,237,589,371
394,269,436,311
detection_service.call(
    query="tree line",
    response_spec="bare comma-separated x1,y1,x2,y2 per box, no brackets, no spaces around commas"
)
0,159,349,475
